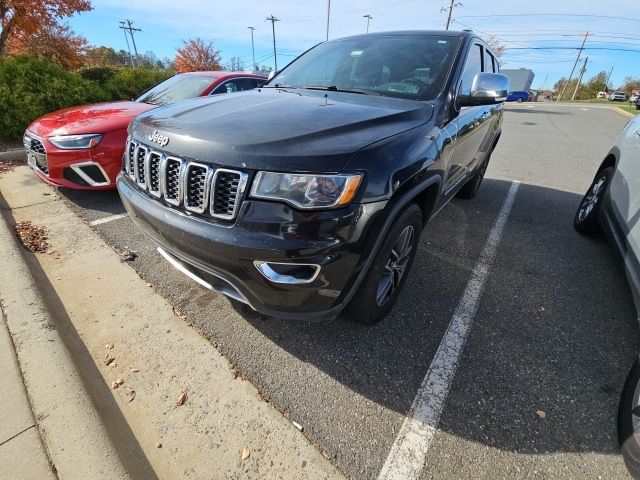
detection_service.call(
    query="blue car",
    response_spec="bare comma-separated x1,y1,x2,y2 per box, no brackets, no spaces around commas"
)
506,91,529,103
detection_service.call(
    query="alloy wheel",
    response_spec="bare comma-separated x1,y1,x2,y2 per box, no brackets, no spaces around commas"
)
376,225,415,306
578,175,607,222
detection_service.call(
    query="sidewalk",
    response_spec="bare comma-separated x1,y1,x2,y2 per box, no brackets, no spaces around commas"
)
0,309,56,480
0,165,343,478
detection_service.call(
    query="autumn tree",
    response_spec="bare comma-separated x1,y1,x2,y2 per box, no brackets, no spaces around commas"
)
225,56,245,72
7,23,88,69
0,0,92,55
483,35,504,58
174,38,222,73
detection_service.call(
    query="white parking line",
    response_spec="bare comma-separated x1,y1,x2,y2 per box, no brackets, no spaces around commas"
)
89,213,128,226
378,181,521,480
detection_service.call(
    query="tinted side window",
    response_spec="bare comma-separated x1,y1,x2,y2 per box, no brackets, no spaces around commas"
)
459,44,483,97
484,50,495,73
253,78,267,88
212,78,255,94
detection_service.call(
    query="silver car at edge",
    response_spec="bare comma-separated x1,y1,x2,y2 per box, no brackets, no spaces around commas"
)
573,113,640,478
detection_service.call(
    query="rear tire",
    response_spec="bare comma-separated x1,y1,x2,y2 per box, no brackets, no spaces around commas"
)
347,203,422,325
619,357,640,479
517,97,523,103
457,155,489,199
573,166,613,234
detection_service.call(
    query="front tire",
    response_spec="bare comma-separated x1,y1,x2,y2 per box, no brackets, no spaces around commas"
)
619,357,640,479
573,166,613,234
516,97,523,103
347,204,422,325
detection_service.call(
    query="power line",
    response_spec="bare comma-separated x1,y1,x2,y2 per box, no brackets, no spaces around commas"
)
456,13,640,23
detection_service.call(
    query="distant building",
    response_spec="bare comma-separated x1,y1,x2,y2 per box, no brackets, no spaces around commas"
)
501,68,535,92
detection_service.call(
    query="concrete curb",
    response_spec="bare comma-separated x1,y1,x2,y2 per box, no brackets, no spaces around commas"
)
0,149,26,161
0,198,130,479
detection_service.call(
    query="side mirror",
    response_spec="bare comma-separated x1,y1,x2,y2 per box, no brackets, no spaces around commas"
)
459,73,509,107
267,70,280,81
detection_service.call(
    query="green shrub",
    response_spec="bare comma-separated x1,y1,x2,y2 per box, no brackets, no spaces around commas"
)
105,67,174,101
77,65,119,85
0,56,175,141
0,56,107,140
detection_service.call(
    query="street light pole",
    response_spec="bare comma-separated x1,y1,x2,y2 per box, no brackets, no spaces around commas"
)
248,26,256,73
266,15,280,71
325,0,331,41
363,15,373,33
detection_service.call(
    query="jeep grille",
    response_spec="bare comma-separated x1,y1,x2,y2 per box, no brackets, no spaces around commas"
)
124,138,247,221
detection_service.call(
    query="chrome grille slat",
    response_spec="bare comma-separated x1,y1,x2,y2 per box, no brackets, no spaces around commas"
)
163,157,184,206
211,169,248,220
134,145,148,187
126,139,245,221
145,151,163,197
184,163,212,214
23,133,49,175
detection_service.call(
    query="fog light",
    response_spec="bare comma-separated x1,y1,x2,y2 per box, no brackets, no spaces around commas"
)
254,261,320,285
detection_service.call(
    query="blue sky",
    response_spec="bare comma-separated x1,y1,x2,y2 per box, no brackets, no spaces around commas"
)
69,0,639,90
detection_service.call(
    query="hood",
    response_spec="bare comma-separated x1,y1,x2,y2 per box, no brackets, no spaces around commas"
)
28,101,156,138
130,89,433,172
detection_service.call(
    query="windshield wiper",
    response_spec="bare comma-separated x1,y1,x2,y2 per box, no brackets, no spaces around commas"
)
303,85,380,95
262,84,294,88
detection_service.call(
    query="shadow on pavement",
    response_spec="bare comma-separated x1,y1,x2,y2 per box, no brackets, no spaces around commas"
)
58,188,125,216
229,179,639,456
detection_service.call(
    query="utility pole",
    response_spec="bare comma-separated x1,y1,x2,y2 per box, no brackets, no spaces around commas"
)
363,14,373,33
571,56,588,100
441,0,461,30
325,0,331,41
248,26,256,73
605,66,614,92
541,74,548,90
119,20,142,67
118,21,135,67
266,15,280,70
559,31,589,101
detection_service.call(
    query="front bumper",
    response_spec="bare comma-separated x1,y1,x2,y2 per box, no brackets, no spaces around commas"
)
117,173,381,321
25,131,125,190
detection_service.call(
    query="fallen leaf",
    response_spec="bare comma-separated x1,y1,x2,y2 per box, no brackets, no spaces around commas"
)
176,390,188,406
535,410,546,419
14,221,50,253
125,389,136,402
104,355,115,366
115,377,124,385
241,446,250,461
120,250,138,262
111,381,120,389
130,366,140,373
109,362,118,368
105,343,114,350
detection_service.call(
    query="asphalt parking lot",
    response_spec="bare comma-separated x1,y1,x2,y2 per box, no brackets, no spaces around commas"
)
58,104,639,479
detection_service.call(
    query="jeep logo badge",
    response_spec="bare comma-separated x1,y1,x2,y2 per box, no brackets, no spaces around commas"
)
148,130,170,147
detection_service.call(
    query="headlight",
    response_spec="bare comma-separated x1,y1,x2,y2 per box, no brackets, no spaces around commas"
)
250,172,362,209
48,134,103,150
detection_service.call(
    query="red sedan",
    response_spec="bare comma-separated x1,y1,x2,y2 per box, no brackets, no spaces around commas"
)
23,71,266,190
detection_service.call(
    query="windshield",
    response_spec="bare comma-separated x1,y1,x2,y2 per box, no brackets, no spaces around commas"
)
136,74,214,105
267,35,460,101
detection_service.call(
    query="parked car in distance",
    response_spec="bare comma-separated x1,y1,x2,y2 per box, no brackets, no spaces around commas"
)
597,91,608,99
506,91,529,103
609,91,627,101
23,72,266,190
629,94,639,103
117,30,509,324
573,114,640,478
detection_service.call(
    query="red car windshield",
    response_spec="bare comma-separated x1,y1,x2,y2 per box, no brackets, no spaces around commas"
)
136,74,214,105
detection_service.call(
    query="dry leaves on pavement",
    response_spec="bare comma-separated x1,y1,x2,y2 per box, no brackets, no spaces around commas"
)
105,343,114,350
125,389,136,402
535,410,547,419
104,355,115,366
241,447,250,461
111,378,125,390
14,221,50,253
176,390,188,406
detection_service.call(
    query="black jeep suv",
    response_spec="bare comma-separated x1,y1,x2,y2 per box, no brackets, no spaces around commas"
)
117,30,508,324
